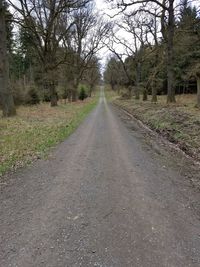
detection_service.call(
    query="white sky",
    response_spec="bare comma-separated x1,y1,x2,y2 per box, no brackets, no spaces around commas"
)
95,0,107,11
95,0,126,70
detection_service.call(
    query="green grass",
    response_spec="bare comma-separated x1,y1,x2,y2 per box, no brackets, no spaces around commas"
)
0,97,98,176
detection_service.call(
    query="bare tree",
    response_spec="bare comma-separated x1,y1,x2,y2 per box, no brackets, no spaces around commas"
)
105,25,135,97
123,12,150,99
108,0,177,103
104,55,127,92
65,4,111,101
0,0,16,116
106,10,156,100
143,7,161,102
84,56,101,97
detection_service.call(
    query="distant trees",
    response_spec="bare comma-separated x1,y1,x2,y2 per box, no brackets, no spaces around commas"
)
1,0,199,114
105,4,166,101
104,56,128,96
64,3,109,101
105,0,200,107
0,0,16,116
84,56,101,97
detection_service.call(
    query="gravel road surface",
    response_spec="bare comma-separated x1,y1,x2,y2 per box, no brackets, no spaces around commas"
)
1,89,200,267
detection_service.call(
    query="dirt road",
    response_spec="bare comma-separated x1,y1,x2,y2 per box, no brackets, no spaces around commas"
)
1,90,200,266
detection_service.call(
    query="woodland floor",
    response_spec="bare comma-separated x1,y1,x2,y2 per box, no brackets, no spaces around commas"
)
0,89,200,266
113,94,200,162
0,97,97,176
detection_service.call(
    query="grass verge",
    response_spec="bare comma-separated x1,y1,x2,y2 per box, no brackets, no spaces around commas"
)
0,97,98,176
112,93,200,161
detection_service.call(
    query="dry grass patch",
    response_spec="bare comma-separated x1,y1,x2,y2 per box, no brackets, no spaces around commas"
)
113,94,200,161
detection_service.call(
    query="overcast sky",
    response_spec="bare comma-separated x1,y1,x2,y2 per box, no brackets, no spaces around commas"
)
11,0,200,70
95,0,111,13
96,1,110,70
95,0,123,69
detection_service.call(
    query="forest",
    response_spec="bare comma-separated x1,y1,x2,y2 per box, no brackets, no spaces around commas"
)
0,0,106,117
104,0,200,106
0,0,200,117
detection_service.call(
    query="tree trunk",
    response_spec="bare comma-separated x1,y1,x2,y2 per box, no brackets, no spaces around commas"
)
151,48,158,103
72,77,79,102
72,90,77,102
128,86,132,98
197,77,200,108
151,74,158,102
88,86,92,97
117,86,120,95
44,72,58,106
135,62,140,100
151,85,157,102
49,83,58,107
143,88,148,101
68,89,72,102
167,0,176,103
0,1,16,116
111,82,115,91
135,89,140,100
44,53,58,107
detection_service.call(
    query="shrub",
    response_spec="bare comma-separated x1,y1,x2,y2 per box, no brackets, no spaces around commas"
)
25,87,40,105
41,90,51,102
120,91,131,99
79,86,88,101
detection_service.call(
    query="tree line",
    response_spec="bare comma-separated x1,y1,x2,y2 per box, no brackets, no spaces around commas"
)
104,0,200,107
0,0,109,117
1,0,200,117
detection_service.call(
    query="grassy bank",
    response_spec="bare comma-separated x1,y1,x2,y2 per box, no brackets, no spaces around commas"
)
0,97,98,176
112,93,200,161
